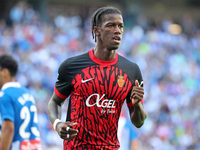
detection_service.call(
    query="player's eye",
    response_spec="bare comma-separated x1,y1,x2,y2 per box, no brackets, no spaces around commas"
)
119,25,124,28
108,24,114,28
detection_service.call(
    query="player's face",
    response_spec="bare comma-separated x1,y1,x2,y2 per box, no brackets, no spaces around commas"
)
98,13,124,50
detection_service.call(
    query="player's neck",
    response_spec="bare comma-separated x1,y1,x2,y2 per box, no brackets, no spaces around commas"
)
93,47,116,61
4,77,15,84
1,78,15,89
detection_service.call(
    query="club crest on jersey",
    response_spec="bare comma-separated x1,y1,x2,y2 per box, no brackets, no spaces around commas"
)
117,75,125,87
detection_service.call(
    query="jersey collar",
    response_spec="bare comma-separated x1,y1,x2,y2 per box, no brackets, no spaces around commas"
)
1,82,21,90
89,48,118,66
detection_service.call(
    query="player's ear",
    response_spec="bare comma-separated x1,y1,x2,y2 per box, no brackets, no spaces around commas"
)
93,26,100,36
2,68,9,77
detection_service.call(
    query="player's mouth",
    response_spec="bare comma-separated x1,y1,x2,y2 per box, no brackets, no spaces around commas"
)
113,36,121,44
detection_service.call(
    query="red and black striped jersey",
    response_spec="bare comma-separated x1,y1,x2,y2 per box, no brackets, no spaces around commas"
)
54,49,143,150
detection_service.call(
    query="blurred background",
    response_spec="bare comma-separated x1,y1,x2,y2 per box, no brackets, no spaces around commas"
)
0,0,200,149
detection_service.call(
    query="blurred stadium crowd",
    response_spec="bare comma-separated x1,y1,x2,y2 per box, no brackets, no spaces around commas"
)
0,1,200,150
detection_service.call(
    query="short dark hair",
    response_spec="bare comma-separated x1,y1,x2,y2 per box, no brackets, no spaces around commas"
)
0,54,18,77
91,6,122,41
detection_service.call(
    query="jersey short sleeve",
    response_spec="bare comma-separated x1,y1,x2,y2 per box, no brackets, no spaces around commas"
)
0,92,15,122
124,63,144,107
55,59,72,99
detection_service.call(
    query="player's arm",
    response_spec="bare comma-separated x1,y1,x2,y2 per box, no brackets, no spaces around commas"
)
1,119,14,150
48,92,79,140
128,80,147,128
48,58,70,122
48,92,63,123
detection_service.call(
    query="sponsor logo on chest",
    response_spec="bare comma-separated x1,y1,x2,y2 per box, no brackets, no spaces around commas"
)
86,93,116,108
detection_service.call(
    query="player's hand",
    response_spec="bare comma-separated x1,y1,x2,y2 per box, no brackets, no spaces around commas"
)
130,80,144,106
56,121,79,140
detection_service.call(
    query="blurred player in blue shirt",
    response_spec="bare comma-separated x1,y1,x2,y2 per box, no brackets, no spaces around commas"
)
0,54,42,150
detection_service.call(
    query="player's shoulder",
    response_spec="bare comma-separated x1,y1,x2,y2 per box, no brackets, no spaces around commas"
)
117,54,143,82
117,54,139,69
0,88,11,98
0,90,10,102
